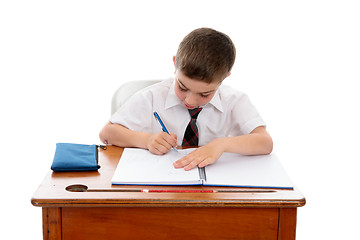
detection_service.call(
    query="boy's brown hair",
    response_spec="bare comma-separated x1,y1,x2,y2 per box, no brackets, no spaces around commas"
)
175,28,236,83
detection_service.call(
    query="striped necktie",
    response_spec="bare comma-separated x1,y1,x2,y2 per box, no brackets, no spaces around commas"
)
182,108,202,146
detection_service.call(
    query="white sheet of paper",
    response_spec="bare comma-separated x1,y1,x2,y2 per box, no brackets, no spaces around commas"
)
111,148,200,185
204,153,293,189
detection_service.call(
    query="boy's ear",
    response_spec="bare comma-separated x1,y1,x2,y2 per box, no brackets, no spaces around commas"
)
220,72,231,82
173,56,176,73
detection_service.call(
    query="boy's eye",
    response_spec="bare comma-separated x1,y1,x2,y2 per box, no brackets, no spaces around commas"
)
179,86,187,92
200,94,210,98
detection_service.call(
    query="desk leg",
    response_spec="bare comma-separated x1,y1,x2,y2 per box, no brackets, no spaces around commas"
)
42,207,62,240
278,208,297,240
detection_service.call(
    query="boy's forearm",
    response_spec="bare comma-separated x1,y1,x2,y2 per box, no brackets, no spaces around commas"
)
99,122,151,149
214,128,273,155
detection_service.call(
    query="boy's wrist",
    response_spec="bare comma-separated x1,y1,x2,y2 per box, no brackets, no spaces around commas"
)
209,138,227,153
141,132,154,150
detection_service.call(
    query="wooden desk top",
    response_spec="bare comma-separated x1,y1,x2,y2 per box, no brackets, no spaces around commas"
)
31,146,305,208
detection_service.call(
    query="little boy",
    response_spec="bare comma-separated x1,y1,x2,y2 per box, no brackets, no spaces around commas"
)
99,28,273,170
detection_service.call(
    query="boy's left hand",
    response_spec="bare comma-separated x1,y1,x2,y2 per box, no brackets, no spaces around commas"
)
173,141,224,171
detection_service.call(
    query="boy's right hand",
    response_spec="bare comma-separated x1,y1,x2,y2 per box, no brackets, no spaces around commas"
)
147,132,177,155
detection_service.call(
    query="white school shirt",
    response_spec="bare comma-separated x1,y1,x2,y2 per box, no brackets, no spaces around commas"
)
110,78,266,146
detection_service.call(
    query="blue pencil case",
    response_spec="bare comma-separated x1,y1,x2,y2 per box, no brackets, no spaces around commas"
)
51,143,105,172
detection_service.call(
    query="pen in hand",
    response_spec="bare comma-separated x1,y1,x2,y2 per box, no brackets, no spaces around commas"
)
153,112,178,152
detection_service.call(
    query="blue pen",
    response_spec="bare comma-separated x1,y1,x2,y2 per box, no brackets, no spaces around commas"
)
153,112,178,152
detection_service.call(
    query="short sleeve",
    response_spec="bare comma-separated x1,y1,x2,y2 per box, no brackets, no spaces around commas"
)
109,91,154,133
229,93,266,136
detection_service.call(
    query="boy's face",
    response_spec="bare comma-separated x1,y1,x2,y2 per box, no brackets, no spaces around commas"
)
174,70,221,110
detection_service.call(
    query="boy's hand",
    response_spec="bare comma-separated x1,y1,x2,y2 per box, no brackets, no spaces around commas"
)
147,132,177,155
173,140,224,171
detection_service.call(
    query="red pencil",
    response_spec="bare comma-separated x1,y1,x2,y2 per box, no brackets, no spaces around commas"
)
142,189,214,193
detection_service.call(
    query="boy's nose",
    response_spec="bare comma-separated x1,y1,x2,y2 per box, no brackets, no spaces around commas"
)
185,93,197,107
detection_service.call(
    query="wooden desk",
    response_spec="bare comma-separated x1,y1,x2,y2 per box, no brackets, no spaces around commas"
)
32,146,305,240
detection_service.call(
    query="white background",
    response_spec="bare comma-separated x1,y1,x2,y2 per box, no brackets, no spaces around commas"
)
1,1,359,239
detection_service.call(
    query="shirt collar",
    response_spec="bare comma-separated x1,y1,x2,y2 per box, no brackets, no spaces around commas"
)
165,79,224,112
164,80,182,109
207,89,223,112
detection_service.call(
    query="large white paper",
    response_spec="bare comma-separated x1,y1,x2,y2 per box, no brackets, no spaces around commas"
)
111,148,293,189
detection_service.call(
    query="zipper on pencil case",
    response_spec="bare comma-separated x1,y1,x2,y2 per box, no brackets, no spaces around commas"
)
97,145,107,150
95,145,107,168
